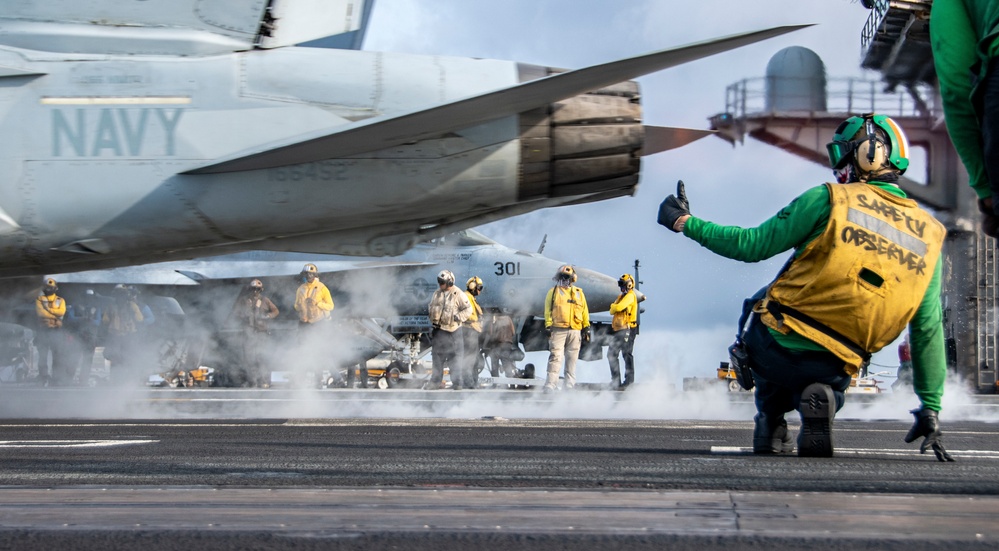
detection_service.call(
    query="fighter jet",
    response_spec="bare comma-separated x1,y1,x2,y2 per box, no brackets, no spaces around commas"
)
0,0,804,278
48,229,632,386
49,228,628,324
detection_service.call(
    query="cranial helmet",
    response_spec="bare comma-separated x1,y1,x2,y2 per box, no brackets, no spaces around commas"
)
466,276,484,292
301,263,319,275
42,277,58,294
437,270,455,286
249,279,264,290
554,265,577,283
826,113,909,182
618,273,634,290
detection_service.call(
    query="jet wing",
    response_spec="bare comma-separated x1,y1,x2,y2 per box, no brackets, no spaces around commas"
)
49,257,434,286
187,24,807,174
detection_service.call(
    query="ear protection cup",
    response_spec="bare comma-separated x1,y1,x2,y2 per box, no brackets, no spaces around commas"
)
855,137,889,175
827,113,909,178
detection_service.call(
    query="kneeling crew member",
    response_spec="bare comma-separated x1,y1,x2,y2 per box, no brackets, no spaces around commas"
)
657,113,952,460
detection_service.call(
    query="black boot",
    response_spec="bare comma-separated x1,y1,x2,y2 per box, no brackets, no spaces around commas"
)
798,383,835,457
753,413,793,454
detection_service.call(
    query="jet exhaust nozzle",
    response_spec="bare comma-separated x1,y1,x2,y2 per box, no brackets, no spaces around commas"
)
517,64,642,202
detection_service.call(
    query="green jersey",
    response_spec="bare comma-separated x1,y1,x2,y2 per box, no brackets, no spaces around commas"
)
931,0,999,199
683,182,946,410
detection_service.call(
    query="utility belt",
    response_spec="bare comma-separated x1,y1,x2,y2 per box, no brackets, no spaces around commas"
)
613,327,632,343
759,297,871,364
728,293,868,387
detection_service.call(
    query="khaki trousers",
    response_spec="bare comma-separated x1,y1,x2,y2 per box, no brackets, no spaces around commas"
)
545,327,580,390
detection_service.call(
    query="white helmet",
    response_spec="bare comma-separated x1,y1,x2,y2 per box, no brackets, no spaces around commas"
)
437,270,455,286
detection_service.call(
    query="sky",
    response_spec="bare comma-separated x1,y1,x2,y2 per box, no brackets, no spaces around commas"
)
7,0,971,423
359,0,913,386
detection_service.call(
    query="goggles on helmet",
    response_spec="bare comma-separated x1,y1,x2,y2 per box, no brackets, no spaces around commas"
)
826,113,909,174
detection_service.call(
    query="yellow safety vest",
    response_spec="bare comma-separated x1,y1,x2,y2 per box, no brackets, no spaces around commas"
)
545,285,588,330
758,183,945,374
295,279,334,323
464,291,483,332
609,290,638,331
36,295,65,328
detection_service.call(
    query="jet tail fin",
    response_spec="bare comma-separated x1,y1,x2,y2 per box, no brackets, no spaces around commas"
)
641,126,714,156
185,24,809,175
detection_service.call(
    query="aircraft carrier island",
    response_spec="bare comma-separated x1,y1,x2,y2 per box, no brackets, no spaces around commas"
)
710,0,998,395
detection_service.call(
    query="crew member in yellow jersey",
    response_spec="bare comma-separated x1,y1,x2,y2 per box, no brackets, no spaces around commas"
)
543,265,590,393
35,277,66,385
294,263,334,325
658,114,953,461
294,263,334,381
459,276,485,389
607,273,639,390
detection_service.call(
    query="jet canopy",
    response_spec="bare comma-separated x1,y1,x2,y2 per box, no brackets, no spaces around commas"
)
427,230,497,247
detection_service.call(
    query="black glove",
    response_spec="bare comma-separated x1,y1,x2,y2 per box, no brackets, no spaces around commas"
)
903,407,955,462
979,198,999,238
657,180,691,232
581,326,591,344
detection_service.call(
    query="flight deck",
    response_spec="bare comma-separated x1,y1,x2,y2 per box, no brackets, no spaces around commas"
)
1,414,998,550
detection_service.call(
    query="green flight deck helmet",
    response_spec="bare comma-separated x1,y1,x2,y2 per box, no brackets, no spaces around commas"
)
826,113,909,183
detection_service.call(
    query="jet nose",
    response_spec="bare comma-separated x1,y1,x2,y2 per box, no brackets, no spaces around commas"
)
573,266,621,313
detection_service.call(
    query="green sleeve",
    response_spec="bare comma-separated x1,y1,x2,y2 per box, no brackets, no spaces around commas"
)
909,257,947,411
682,185,830,261
931,0,991,199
